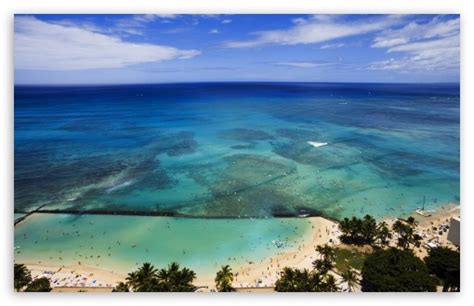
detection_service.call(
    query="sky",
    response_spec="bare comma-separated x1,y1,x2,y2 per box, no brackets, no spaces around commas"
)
14,14,460,85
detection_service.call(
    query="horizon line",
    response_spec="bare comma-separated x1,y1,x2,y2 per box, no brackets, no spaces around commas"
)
14,80,461,87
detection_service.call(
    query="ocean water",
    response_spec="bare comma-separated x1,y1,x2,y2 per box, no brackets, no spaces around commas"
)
14,214,310,277
14,82,460,220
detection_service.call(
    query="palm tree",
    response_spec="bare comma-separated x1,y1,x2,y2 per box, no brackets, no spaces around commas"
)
175,266,196,292
392,220,411,249
215,265,235,292
339,218,351,238
275,267,340,292
24,277,52,292
376,221,391,246
275,267,313,292
275,267,297,291
125,262,196,292
340,269,359,292
316,244,336,263
361,215,377,244
125,262,158,292
112,282,129,292
314,244,336,274
157,262,196,292
318,273,339,292
14,264,32,292
392,220,421,250
406,216,417,227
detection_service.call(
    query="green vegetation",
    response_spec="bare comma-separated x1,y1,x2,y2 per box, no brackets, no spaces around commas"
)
312,244,336,274
275,244,339,292
392,219,422,249
339,215,389,246
215,265,235,292
334,248,366,273
340,269,359,292
125,262,159,292
361,248,437,292
13,213,459,294
24,277,52,292
124,262,196,292
14,264,51,292
14,264,32,292
112,282,129,292
425,247,460,292
275,267,338,292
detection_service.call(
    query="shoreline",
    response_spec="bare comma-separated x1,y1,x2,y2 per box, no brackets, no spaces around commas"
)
20,216,340,291
18,203,460,292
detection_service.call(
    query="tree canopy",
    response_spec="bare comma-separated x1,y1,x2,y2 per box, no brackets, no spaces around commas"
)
338,215,382,245
276,244,339,292
425,247,460,292
112,282,130,292
125,262,196,292
14,264,32,292
215,265,235,292
392,220,422,249
361,248,437,292
24,277,52,292
275,267,337,292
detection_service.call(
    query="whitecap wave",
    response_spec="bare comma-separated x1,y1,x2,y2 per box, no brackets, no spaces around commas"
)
106,179,136,193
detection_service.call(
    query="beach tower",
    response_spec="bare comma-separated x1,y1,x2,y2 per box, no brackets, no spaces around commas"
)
447,217,460,247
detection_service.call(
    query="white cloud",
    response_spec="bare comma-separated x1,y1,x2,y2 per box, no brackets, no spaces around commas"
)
369,36,459,71
53,14,175,36
320,43,345,49
154,14,178,20
223,15,400,48
370,16,460,71
371,38,408,48
50,19,143,36
221,19,232,24
114,14,161,33
209,29,220,34
274,62,332,68
372,17,459,48
15,16,200,70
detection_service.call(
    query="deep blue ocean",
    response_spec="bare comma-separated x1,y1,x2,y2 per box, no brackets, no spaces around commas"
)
14,82,460,219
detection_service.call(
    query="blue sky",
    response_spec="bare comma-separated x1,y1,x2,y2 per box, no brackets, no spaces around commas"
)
14,14,460,84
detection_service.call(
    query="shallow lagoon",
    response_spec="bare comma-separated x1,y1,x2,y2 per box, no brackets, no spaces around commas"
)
14,214,311,277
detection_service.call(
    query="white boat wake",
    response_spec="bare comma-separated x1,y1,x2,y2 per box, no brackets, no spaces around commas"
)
307,141,328,148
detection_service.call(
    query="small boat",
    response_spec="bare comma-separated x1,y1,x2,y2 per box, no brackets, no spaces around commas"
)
415,208,431,217
298,214,310,218
307,141,328,148
415,196,432,217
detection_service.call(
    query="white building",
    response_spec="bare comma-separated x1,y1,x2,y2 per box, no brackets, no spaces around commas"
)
447,217,460,247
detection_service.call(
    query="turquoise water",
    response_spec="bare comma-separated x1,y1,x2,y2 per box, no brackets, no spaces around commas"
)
14,82,459,274
14,214,310,276
15,83,459,219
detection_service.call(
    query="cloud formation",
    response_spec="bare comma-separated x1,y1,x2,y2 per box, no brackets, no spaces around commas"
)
274,62,332,68
320,43,345,49
370,16,459,71
15,16,200,70
223,15,401,48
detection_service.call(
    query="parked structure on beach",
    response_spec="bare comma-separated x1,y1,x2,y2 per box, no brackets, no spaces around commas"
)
447,217,460,246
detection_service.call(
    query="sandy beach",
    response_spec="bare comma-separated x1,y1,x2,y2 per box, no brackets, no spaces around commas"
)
195,216,340,289
21,204,459,292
